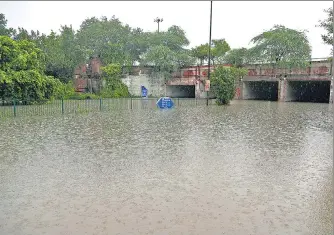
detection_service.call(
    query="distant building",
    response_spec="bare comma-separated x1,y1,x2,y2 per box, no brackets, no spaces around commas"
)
73,55,103,93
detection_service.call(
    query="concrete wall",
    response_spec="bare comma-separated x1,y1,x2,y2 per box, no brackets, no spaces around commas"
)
121,73,210,98
121,74,165,97
330,78,333,103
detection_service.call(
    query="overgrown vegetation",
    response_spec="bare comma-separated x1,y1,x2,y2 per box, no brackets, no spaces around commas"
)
317,7,333,55
0,36,63,104
100,64,129,98
211,66,247,105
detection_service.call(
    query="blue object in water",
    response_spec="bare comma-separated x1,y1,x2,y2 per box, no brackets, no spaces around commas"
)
141,86,148,97
156,97,174,109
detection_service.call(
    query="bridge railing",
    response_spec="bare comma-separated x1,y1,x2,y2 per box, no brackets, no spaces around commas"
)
245,66,332,77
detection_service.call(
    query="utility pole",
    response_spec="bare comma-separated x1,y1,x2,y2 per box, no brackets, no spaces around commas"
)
154,17,163,33
207,1,213,106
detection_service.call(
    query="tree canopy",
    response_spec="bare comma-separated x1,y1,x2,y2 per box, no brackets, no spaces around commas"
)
0,36,63,103
318,7,333,54
223,48,249,68
248,25,311,68
191,39,231,65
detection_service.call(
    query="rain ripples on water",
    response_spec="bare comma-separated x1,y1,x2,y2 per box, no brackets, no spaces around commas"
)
0,101,332,235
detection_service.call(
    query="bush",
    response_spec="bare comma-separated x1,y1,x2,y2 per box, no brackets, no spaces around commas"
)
64,92,99,100
100,63,130,98
211,66,247,105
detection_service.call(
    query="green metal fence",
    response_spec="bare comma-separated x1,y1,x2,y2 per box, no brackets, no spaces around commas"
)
0,98,216,119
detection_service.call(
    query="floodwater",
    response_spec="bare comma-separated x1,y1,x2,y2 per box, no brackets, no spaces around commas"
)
0,100,332,235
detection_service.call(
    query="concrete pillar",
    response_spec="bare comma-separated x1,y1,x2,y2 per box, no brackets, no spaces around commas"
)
329,77,333,103
234,80,243,100
278,79,285,101
278,78,294,102
242,81,256,100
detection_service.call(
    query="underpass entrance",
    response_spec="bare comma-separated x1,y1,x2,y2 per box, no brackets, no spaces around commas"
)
243,81,279,101
166,85,195,98
286,81,331,103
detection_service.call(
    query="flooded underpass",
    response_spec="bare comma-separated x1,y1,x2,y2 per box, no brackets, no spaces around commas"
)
166,85,195,98
0,101,332,235
286,80,331,103
243,81,279,101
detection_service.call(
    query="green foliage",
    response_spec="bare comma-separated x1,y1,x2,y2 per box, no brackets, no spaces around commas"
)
0,13,14,37
0,36,62,103
191,44,209,65
76,16,145,66
211,66,247,105
64,92,99,100
211,39,231,65
142,25,194,76
248,25,311,68
142,45,177,72
317,7,333,54
223,48,249,67
40,26,86,83
141,45,195,81
192,39,230,65
100,63,130,98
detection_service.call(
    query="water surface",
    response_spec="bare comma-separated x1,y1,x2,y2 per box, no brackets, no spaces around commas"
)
0,101,332,235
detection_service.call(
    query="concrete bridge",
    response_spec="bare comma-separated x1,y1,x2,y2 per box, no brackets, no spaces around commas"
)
74,58,333,103
166,59,333,103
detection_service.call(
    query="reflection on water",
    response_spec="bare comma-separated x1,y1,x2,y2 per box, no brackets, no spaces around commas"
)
0,101,332,235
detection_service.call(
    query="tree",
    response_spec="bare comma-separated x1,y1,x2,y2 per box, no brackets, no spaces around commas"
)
141,25,194,80
0,36,62,103
36,26,86,83
146,25,190,51
223,48,249,68
143,25,193,69
192,39,230,66
76,16,136,66
211,66,247,105
141,45,178,73
192,44,209,65
317,7,333,54
211,39,230,65
100,63,129,98
248,25,311,68
12,27,41,41
0,13,14,37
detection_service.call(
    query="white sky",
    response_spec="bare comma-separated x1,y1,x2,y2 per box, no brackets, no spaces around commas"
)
1,1,332,58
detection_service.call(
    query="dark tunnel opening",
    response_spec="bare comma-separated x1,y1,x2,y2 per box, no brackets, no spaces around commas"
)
166,85,195,98
287,81,331,103
243,81,278,101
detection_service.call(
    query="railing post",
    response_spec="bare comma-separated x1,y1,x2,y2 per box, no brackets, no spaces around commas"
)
61,98,64,114
13,99,16,117
99,98,102,111
178,98,180,107
130,97,133,109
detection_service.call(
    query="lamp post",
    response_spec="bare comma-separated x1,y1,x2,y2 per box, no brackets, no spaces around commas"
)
207,1,213,106
154,17,163,33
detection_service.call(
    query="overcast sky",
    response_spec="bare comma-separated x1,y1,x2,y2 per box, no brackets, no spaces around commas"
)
1,1,332,58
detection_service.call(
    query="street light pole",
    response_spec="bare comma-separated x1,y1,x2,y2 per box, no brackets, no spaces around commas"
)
207,0,213,106
154,17,163,33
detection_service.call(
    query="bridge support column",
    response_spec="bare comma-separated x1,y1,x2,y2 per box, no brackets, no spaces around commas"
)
278,79,285,102
329,77,333,103
278,78,294,102
234,80,243,100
